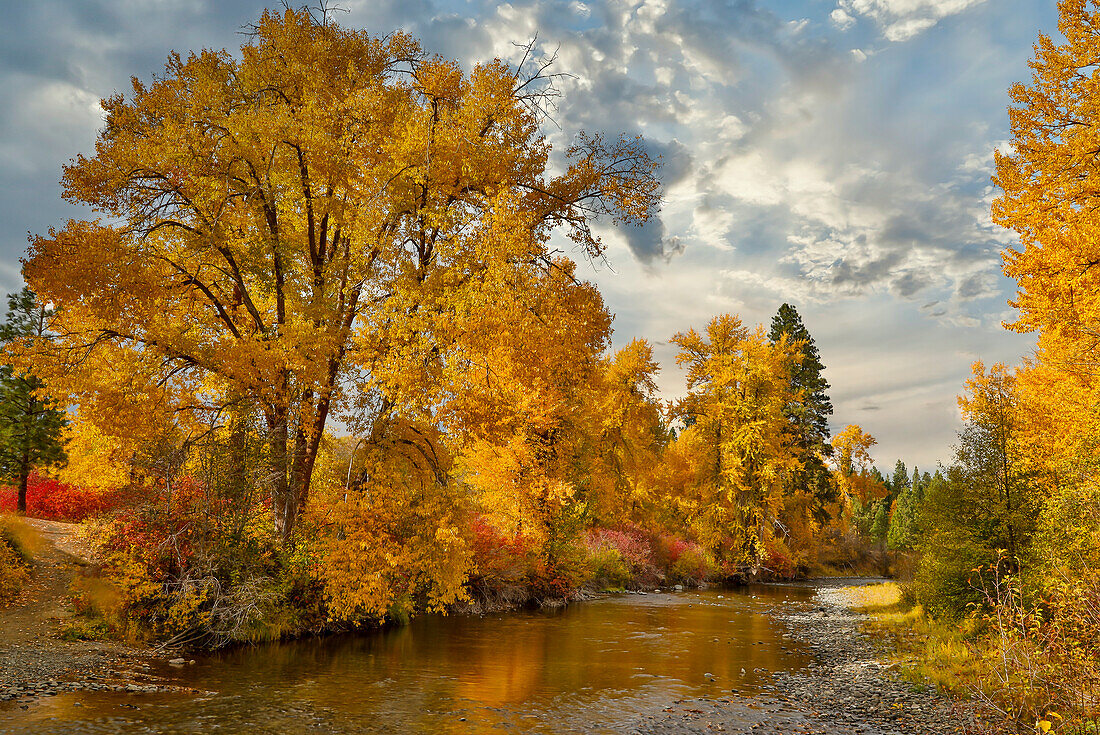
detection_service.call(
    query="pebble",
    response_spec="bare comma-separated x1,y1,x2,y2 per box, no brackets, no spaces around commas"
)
631,580,980,734
0,679,196,701
761,582,979,734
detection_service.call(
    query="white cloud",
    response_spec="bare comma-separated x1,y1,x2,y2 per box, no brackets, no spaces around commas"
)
831,8,856,29
837,0,987,41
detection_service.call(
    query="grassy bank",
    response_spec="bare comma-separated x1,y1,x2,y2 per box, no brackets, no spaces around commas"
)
838,582,1100,735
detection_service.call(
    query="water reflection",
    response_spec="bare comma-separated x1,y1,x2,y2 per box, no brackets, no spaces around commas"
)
1,586,815,734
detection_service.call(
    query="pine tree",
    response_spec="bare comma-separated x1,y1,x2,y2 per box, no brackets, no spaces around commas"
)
892,460,910,492
0,289,67,513
769,303,835,520
871,501,889,543
769,304,833,450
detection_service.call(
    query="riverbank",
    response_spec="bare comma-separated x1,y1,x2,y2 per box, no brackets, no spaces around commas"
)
0,518,184,705
640,579,977,735
1,529,977,733
772,581,972,733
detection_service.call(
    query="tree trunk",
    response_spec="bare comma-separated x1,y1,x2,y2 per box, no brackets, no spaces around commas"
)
267,405,293,543
17,463,29,515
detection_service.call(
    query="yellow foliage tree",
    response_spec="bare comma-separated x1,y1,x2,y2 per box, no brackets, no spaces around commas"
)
993,0,1100,373
831,424,885,504
583,339,667,527
668,314,802,573
319,419,470,622
57,415,134,490
18,9,659,542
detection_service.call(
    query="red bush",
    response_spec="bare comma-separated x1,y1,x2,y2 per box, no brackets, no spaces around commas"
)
0,473,128,521
653,533,712,583
762,535,799,579
96,477,225,577
585,526,660,585
468,516,537,589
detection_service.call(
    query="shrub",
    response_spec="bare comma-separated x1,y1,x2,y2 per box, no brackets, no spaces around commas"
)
90,477,307,647
584,527,659,587
0,517,32,604
0,537,29,605
910,532,990,619
654,534,713,584
763,535,799,579
587,546,631,589
0,473,129,521
967,560,1100,732
468,516,537,595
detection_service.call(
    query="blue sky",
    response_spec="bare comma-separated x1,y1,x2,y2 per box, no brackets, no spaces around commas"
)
0,0,1060,470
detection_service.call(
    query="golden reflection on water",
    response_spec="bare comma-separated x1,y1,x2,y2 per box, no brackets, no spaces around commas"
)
0,586,816,734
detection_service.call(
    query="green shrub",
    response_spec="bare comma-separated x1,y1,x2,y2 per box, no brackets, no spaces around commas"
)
910,532,989,618
587,546,631,590
670,546,713,584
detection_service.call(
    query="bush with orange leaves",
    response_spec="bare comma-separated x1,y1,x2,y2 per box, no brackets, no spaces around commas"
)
91,477,325,647
0,517,31,605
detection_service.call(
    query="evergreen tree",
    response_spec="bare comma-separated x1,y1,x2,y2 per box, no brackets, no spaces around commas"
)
888,481,923,552
892,460,910,492
769,304,833,449
768,303,835,520
0,288,67,513
871,501,889,544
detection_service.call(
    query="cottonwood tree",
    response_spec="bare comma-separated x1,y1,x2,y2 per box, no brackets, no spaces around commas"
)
19,9,659,542
994,0,1100,374
669,314,802,573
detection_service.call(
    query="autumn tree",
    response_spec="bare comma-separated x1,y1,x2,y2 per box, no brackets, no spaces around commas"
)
831,424,885,505
583,339,668,527
954,362,1031,564
768,303,835,521
669,314,802,574
18,9,659,542
993,0,1100,373
444,259,614,563
0,289,67,513
911,363,1034,615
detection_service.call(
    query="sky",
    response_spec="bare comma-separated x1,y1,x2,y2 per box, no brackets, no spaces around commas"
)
0,0,1061,471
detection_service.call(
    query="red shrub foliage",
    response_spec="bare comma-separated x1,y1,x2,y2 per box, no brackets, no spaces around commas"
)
468,516,536,589
654,534,692,566
96,477,234,579
0,472,129,521
527,558,580,598
585,526,660,585
762,535,798,579
653,533,712,583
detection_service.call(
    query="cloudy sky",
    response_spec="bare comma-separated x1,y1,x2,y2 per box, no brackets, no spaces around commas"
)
0,0,1058,470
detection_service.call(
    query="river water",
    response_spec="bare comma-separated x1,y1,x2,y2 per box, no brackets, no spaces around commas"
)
1,586,820,734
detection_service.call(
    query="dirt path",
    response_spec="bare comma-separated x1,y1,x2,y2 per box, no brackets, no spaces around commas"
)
0,518,90,646
0,517,149,687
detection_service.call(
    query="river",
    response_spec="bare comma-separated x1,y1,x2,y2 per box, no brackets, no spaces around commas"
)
2,586,823,734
